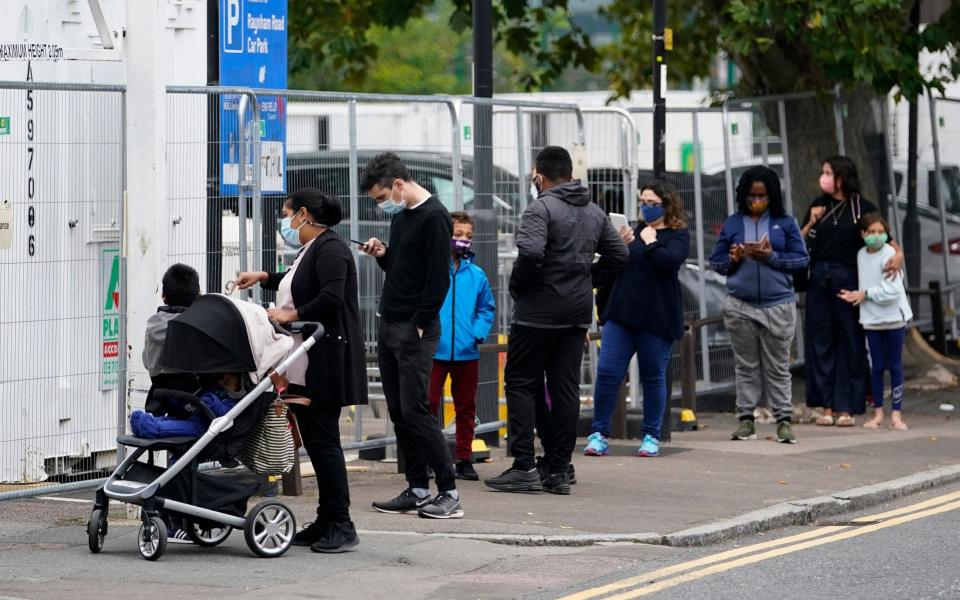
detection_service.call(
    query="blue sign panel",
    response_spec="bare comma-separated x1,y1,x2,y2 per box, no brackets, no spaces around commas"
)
219,0,287,195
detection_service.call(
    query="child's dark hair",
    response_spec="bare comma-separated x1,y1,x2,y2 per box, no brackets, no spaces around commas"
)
360,152,411,192
535,146,573,182
823,155,861,200
286,188,343,227
735,166,786,218
162,263,200,307
858,212,889,234
450,211,474,227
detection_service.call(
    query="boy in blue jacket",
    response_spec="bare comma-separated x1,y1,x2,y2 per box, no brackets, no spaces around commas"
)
709,166,809,444
427,211,496,481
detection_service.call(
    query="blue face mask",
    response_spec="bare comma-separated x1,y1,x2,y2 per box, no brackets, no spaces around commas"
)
378,186,404,215
641,204,665,224
379,199,404,215
279,216,303,248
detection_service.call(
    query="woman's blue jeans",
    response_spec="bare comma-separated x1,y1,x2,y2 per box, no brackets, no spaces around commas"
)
591,320,674,439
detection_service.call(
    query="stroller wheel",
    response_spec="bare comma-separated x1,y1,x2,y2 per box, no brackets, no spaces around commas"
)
87,509,107,553
184,519,233,547
138,516,167,561
243,500,296,558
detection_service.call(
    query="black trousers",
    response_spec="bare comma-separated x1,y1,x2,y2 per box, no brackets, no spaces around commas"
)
289,402,351,523
804,260,867,415
378,318,456,493
505,324,586,473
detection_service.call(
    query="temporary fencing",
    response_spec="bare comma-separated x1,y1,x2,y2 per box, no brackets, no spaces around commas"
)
3,80,958,499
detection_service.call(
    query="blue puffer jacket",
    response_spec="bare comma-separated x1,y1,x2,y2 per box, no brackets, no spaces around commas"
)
434,257,496,362
709,212,809,307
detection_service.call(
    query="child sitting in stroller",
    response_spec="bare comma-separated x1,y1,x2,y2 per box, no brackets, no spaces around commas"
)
130,373,245,439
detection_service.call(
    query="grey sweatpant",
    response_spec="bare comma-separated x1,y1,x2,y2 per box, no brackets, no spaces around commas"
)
722,296,797,422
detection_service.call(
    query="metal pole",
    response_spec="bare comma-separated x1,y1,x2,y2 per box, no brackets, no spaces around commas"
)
117,92,128,465
778,100,794,215
236,93,249,293
516,106,528,214
903,1,922,299
927,94,954,335
449,100,465,212
652,0,667,178
721,103,736,215
250,95,262,305
692,111,710,386
347,100,360,263
347,99,362,442
472,0,499,445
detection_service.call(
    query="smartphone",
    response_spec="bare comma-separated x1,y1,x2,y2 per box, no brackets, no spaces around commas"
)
609,213,629,231
743,233,768,248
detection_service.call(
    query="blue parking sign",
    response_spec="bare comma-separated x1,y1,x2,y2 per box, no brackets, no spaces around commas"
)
219,0,287,195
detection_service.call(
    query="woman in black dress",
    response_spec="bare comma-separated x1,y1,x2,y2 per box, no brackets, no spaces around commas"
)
801,157,903,427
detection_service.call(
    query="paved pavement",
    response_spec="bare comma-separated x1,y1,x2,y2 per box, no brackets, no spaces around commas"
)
0,386,958,598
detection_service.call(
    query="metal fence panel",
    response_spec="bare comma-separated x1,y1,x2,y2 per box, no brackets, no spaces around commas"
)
0,83,125,484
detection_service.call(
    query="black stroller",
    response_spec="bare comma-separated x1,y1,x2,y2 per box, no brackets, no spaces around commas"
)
87,294,323,560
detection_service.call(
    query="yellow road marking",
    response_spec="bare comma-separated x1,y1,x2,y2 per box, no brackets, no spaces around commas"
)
561,489,960,600
558,526,849,600
606,499,960,599
850,489,960,522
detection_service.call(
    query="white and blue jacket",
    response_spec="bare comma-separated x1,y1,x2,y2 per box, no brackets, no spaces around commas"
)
434,257,496,362
709,212,809,307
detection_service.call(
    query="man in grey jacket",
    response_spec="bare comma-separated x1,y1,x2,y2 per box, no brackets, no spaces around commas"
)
485,146,628,495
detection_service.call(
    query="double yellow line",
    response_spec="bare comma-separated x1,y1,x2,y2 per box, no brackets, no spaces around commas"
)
562,490,960,600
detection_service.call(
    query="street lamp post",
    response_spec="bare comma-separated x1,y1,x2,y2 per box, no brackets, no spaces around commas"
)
652,0,667,179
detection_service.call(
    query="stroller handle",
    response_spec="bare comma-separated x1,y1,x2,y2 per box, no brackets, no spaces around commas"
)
284,321,325,342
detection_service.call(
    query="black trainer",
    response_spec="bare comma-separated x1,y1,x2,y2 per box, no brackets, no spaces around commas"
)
372,488,432,514
417,492,464,519
293,521,331,546
484,466,542,492
541,471,571,495
310,520,359,553
455,459,479,481
536,456,577,485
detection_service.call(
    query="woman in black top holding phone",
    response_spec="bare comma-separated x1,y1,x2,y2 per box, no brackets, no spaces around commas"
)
802,156,904,427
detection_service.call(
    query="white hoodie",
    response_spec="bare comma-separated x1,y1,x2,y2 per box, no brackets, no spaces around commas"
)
856,243,913,329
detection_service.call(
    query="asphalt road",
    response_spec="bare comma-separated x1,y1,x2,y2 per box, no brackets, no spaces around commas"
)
553,486,960,600
3,479,960,599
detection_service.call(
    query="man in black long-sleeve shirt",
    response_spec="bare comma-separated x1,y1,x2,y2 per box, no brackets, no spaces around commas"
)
359,153,463,519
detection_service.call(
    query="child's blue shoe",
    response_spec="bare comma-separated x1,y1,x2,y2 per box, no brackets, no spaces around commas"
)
583,432,609,456
637,434,660,457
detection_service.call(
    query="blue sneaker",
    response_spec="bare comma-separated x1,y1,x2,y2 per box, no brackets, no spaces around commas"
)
583,432,609,456
637,434,660,457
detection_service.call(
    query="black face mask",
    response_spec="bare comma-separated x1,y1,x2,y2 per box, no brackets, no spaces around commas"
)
451,238,474,258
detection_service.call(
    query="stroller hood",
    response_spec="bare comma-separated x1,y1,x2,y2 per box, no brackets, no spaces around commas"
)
159,294,294,383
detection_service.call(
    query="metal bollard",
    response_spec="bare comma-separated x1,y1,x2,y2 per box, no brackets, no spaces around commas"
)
680,323,697,415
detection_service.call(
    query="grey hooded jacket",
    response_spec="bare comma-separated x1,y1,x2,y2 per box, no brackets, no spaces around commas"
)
142,306,186,377
510,180,629,328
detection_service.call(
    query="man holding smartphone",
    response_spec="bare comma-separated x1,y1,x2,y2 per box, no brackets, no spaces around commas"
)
359,152,463,519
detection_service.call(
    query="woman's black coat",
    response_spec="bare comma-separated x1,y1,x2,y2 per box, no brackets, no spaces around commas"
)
262,230,368,408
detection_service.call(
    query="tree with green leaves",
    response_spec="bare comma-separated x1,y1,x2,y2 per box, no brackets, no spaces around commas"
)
289,0,960,211
604,0,960,212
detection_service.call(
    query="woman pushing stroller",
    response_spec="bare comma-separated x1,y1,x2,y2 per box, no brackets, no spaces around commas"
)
235,188,368,554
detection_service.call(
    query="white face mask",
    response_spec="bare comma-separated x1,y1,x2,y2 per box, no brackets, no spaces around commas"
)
529,183,539,203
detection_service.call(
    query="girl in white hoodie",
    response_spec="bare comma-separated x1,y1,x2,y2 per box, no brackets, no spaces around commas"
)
839,213,913,430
